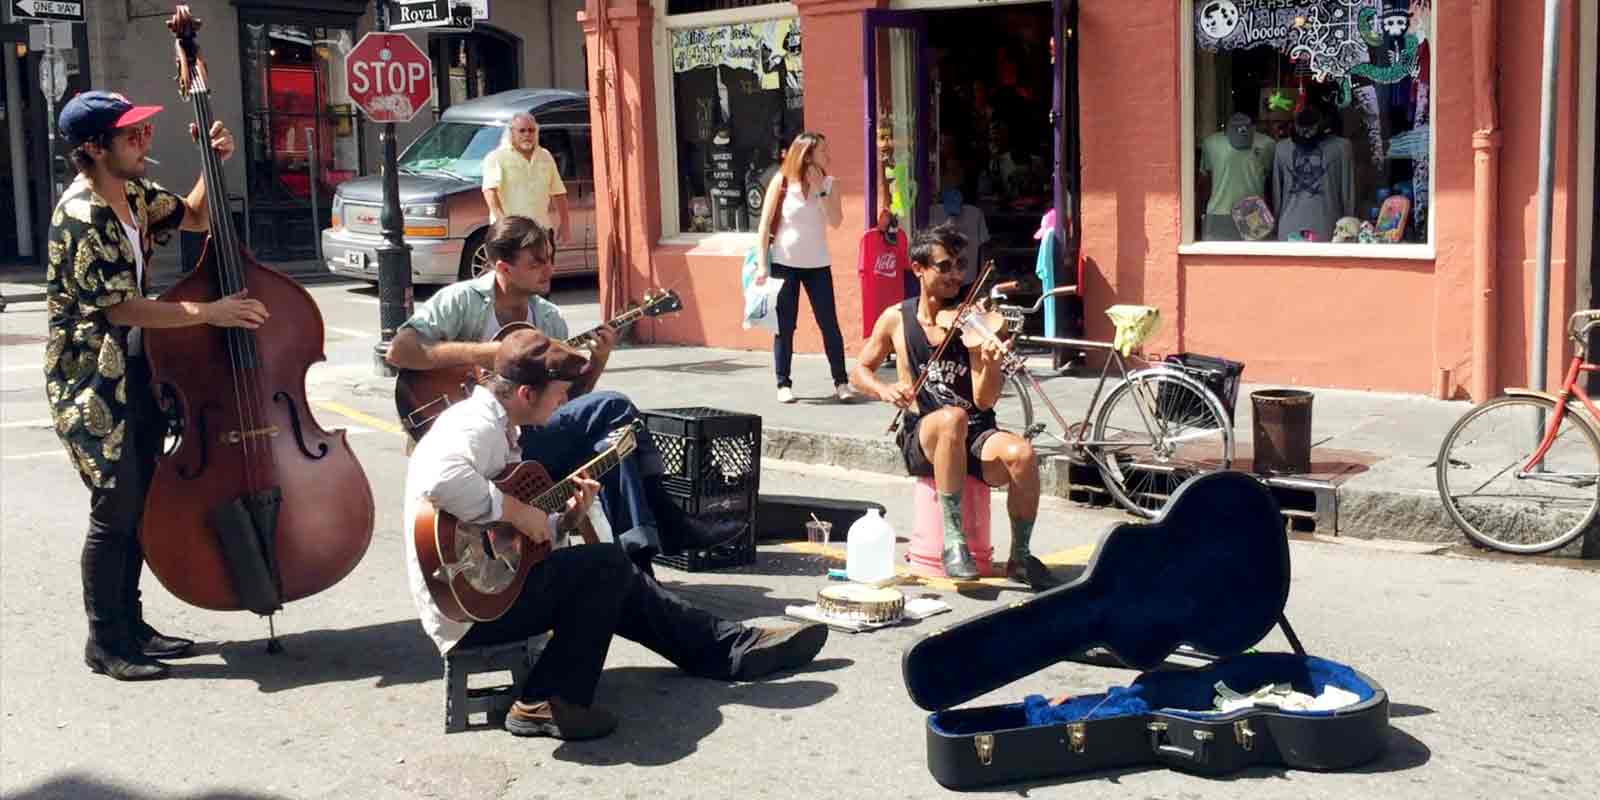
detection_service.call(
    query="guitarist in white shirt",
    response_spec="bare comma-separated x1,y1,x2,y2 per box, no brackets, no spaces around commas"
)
387,216,732,575
404,329,827,740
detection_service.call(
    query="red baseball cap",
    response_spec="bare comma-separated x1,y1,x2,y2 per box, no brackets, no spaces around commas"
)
58,91,163,146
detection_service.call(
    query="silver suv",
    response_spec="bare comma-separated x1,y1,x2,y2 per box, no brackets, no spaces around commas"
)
321,89,595,284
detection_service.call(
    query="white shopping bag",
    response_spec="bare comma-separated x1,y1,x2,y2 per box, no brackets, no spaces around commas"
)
741,250,784,331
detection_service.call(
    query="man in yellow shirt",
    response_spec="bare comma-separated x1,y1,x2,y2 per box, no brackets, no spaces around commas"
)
482,112,570,243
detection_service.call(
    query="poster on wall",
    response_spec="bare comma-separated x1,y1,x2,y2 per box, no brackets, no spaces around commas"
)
672,19,804,233
1196,0,1427,107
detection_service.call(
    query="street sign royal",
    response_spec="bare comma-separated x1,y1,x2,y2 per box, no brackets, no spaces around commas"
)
345,32,433,124
7,0,85,23
386,0,471,32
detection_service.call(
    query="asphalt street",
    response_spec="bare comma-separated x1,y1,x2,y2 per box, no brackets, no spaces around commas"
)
2,277,1597,799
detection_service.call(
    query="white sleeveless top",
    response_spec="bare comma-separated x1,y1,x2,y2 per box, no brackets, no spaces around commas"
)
767,181,830,269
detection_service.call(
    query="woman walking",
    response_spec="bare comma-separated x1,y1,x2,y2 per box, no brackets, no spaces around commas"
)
754,132,853,403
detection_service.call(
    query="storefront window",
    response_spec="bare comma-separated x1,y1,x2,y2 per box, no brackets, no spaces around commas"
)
240,21,364,260
1190,0,1432,246
668,16,804,234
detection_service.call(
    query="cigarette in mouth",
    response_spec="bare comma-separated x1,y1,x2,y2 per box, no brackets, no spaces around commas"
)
144,157,160,165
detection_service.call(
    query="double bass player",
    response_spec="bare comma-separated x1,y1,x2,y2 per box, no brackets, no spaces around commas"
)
44,91,266,681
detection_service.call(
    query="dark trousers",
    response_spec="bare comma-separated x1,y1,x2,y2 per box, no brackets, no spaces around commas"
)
519,391,678,560
82,356,164,652
771,263,848,389
453,543,756,706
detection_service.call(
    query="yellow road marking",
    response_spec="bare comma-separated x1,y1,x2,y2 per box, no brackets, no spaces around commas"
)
312,400,405,436
0,417,53,429
3,449,64,461
777,541,1095,591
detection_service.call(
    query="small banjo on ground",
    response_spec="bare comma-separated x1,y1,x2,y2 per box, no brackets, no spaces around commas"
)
817,585,906,625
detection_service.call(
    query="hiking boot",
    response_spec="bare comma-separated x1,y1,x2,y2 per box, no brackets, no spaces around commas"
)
734,623,828,680
135,621,195,659
504,697,618,740
942,542,979,579
1007,555,1064,591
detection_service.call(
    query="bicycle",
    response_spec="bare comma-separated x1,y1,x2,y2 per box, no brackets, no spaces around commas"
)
1435,309,1600,554
969,282,1235,518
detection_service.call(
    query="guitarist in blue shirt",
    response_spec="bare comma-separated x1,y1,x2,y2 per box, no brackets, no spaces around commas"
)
387,216,729,574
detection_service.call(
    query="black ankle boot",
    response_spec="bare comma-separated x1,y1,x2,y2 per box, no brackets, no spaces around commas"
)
134,620,195,659
85,640,169,681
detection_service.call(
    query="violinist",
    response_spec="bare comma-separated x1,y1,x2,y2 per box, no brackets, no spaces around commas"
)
848,222,1060,590
44,91,266,681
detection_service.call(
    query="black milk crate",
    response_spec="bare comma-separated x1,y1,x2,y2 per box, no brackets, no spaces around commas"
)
643,407,761,572
642,407,762,514
1162,353,1245,424
652,519,758,572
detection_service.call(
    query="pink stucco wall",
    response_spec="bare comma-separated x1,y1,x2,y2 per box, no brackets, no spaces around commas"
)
586,0,1591,400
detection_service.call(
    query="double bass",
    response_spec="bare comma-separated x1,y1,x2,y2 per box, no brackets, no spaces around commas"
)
138,6,376,624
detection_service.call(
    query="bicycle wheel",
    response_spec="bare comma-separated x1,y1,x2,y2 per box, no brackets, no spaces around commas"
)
1435,394,1600,554
989,372,1040,443
1089,369,1234,518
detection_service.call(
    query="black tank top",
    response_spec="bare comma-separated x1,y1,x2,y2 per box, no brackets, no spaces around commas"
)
900,297,996,429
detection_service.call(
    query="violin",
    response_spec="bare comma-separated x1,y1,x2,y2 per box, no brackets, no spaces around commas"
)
933,304,1015,350
887,260,1006,434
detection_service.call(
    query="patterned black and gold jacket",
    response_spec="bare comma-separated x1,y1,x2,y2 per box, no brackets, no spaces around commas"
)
45,175,185,490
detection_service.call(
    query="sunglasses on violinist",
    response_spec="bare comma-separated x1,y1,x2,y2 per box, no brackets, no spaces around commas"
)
924,257,961,275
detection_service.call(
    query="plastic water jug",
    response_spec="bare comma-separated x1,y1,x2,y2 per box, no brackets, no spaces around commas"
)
846,508,896,584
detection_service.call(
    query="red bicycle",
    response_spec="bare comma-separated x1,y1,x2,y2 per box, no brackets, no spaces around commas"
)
1436,310,1600,554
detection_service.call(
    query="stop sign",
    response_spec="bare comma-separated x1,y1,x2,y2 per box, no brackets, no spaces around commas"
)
345,32,433,123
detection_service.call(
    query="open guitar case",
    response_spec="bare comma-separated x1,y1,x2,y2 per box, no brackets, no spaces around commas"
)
901,471,1389,790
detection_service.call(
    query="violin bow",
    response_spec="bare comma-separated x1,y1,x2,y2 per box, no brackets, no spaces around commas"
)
886,259,998,435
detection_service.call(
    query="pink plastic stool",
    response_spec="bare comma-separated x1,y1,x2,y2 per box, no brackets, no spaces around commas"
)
907,475,993,577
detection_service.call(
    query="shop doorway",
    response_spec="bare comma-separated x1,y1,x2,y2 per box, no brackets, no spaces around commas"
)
429,28,520,115
864,0,1079,343
1,22,91,268
238,19,366,263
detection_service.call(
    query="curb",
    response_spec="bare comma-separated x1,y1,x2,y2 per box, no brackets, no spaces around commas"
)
761,426,1596,557
763,426,1420,543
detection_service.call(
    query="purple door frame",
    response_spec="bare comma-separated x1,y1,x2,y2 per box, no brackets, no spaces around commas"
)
862,10,930,232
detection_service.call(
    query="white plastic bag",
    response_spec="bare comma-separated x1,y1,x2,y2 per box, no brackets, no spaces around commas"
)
741,249,784,331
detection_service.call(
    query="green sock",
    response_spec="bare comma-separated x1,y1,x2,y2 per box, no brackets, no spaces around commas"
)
1010,517,1036,564
940,492,964,550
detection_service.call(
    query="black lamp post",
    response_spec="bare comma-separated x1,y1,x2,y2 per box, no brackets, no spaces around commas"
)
372,0,414,376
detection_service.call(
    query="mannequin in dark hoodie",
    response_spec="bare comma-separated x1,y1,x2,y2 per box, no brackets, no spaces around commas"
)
1271,106,1354,243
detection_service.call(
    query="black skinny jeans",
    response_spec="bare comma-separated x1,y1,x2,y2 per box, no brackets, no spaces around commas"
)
770,263,848,389
454,543,758,707
82,355,164,651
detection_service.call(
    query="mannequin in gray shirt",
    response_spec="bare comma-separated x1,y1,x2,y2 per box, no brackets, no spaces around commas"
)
1272,107,1354,243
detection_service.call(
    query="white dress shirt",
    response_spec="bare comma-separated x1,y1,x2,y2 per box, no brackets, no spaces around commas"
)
403,385,607,653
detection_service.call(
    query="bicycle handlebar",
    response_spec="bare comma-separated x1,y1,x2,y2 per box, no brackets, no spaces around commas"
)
988,283,1080,316
1567,310,1600,346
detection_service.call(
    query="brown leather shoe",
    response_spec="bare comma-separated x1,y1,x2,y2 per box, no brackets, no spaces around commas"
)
504,697,617,740
734,622,828,680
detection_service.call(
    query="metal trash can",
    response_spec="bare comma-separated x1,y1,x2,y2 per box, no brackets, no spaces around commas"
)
1251,389,1313,475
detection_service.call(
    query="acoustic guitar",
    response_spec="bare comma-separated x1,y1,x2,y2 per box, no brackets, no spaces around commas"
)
394,289,683,441
413,421,641,623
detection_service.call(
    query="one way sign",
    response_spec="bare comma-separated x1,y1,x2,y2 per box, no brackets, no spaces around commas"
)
7,0,85,23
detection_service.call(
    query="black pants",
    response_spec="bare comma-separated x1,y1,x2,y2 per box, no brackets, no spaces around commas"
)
453,543,757,707
771,263,848,388
82,356,164,651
